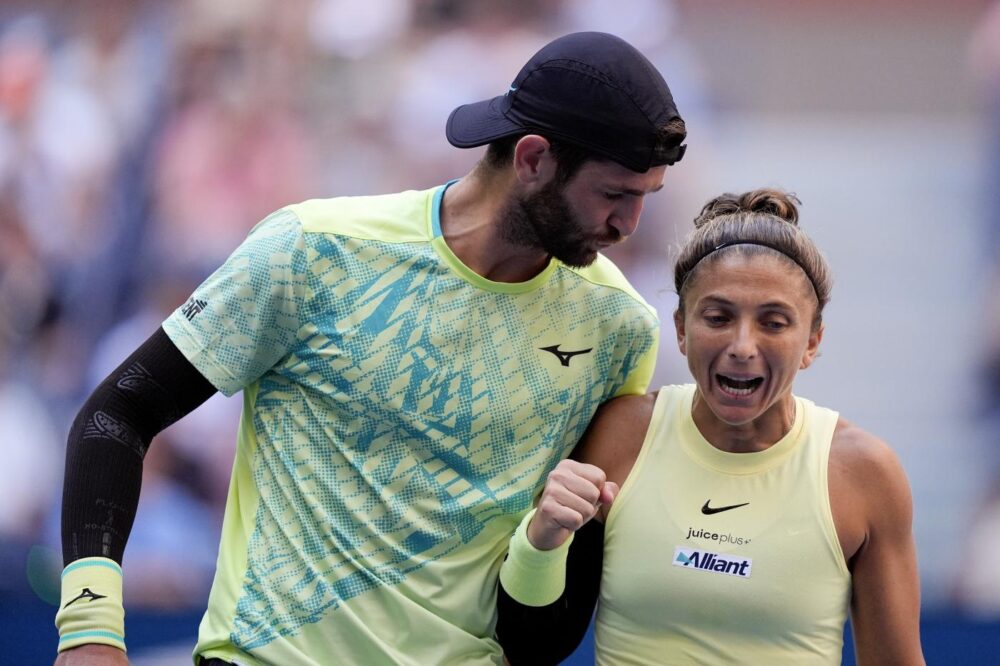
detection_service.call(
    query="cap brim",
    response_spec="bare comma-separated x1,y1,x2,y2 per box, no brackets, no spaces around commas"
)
446,95,526,148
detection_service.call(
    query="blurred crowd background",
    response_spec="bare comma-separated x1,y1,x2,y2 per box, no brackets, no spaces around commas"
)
1,0,999,662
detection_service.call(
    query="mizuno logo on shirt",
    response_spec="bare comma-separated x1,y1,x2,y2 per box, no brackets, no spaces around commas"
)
701,499,749,515
64,587,108,608
673,546,752,579
539,345,593,367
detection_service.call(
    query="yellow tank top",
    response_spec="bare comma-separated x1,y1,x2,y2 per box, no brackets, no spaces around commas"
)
597,385,851,665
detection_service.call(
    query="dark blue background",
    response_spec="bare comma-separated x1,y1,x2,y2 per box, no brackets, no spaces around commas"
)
6,594,997,665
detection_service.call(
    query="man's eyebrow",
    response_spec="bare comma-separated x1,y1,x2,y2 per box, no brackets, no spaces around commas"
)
616,183,664,196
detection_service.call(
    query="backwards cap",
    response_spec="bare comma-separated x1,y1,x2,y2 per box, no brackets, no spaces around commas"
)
446,31,686,172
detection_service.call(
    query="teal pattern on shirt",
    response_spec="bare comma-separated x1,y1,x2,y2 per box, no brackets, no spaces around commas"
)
164,198,657,651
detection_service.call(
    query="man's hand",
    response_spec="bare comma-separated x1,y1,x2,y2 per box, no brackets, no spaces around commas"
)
54,644,128,665
527,459,618,551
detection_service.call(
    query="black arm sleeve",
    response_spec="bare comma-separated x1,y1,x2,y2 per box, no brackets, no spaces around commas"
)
496,519,605,666
61,326,217,566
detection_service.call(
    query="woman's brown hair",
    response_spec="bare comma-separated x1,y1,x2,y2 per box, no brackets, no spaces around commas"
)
674,188,832,329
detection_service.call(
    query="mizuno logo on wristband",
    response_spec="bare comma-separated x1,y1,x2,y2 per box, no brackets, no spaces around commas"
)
64,587,108,608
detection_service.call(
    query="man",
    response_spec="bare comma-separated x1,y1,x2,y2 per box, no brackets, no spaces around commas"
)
55,31,686,665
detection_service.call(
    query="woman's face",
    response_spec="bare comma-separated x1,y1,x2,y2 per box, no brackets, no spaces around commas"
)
674,252,823,428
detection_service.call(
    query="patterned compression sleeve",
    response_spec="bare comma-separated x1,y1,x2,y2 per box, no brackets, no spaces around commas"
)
61,327,217,565
496,519,605,665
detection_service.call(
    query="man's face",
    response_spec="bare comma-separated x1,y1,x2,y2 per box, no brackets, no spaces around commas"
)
502,160,667,267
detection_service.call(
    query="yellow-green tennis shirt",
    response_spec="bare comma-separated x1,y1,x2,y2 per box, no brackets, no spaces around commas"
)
598,385,850,665
162,184,658,665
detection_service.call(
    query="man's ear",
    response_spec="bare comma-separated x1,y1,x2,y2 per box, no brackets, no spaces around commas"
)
800,323,824,369
674,308,687,356
512,135,556,187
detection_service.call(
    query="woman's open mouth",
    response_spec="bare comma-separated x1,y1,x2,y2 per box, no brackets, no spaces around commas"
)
716,374,764,397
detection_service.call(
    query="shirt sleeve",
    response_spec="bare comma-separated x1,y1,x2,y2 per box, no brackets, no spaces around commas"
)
162,208,309,396
613,325,659,397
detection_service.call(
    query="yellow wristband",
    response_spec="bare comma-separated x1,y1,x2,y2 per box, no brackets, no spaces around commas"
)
55,557,126,653
499,508,575,607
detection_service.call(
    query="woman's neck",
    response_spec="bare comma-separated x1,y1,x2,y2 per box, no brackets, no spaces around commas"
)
690,390,797,453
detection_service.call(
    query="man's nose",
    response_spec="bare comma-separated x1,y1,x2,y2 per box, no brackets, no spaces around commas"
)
609,197,644,239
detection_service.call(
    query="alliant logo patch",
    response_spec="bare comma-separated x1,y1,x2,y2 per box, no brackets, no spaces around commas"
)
673,546,752,579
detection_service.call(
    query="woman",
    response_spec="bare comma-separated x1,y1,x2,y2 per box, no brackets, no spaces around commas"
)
495,189,924,665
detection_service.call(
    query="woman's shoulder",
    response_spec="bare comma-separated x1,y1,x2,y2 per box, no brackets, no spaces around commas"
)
831,418,900,473
830,417,913,514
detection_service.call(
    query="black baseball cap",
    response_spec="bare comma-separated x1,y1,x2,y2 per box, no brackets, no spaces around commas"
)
446,31,686,173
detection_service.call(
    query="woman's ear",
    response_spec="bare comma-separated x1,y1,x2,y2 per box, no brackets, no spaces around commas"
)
674,308,687,357
800,323,824,369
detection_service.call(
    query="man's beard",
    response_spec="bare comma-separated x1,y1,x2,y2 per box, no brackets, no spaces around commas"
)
499,180,614,268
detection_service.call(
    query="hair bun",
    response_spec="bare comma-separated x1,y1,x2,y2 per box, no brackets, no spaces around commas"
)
693,188,801,228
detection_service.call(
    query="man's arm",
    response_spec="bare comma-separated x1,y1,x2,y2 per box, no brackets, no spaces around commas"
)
496,518,605,665
842,432,925,665
56,327,216,662
496,395,655,664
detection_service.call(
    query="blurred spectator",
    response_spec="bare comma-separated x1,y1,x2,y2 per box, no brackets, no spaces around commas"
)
309,0,414,61
0,191,51,364
145,0,320,276
0,17,67,365
379,0,561,190
0,5,169,418
0,15,117,271
0,374,61,567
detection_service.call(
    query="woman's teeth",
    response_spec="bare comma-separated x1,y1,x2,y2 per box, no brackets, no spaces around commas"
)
717,375,763,395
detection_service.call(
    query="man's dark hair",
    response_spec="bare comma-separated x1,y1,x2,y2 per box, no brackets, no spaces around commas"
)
482,117,687,184
482,135,593,184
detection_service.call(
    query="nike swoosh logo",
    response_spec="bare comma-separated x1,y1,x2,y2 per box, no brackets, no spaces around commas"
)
539,345,593,367
701,500,750,515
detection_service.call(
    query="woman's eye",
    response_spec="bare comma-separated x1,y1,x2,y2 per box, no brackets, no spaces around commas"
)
604,192,623,201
